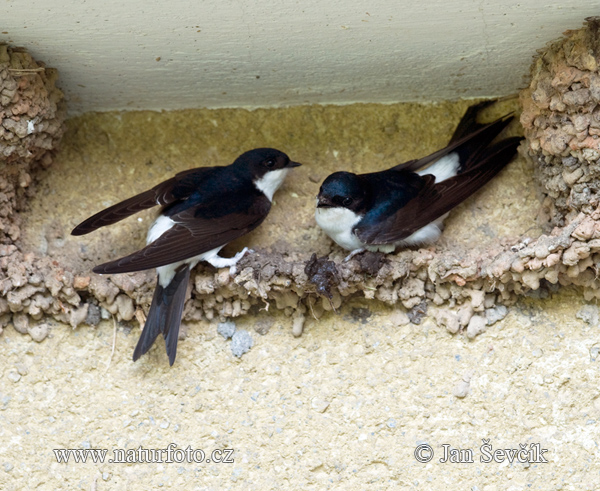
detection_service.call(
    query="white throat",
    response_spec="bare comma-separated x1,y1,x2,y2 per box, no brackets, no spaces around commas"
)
315,204,364,251
254,168,290,201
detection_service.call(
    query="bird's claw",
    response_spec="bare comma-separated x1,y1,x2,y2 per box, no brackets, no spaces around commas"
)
343,248,365,262
228,247,252,277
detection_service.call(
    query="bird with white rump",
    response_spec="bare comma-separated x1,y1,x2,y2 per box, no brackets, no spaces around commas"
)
72,148,301,365
315,101,522,260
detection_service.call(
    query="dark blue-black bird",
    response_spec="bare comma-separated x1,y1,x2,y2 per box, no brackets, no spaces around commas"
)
72,148,301,365
315,102,522,259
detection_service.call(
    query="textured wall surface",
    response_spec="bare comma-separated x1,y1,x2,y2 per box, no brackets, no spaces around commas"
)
1,0,597,113
2,13,600,490
1,99,599,490
1,288,599,489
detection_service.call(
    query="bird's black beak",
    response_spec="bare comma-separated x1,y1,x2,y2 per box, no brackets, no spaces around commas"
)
288,161,302,168
316,195,332,208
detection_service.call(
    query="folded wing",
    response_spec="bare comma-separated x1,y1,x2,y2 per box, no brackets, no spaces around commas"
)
356,137,522,245
93,196,271,274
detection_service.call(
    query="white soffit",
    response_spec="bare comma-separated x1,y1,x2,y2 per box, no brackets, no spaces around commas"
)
1,0,598,113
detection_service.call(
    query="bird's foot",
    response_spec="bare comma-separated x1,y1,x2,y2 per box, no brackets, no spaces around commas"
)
343,248,365,262
205,248,254,276
228,247,253,276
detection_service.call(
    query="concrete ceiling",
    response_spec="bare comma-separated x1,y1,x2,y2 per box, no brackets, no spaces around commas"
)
2,0,598,114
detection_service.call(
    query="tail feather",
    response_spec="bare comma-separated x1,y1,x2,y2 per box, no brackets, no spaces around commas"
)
455,115,513,172
448,100,496,144
132,265,190,365
163,267,191,366
392,101,513,174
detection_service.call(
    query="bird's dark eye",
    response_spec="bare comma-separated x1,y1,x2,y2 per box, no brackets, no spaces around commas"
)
342,197,354,207
264,159,276,168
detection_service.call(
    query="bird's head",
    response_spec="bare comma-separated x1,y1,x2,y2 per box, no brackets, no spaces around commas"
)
316,171,368,213
234,148,301,201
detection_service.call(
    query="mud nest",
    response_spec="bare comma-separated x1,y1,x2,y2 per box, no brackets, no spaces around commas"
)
0,45,66,337
513,16,600,302
3,20,600,343
521,16,600,225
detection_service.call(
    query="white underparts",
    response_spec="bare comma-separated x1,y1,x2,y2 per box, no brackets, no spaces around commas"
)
365,214,449,252
396,215,447,246
316,203,449,255
254,168,290,201
147,215,250,287
315,204,364,251
417,152,460,182
155,247,222,288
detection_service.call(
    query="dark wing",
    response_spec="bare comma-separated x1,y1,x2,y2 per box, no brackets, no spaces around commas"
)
356,137,522,245
93,195,271,274
71,167,215,236
391,110,513,174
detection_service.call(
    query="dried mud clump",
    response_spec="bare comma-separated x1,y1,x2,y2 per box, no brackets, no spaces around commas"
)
304,253,340,300
0,45,66,336
0,46,65,165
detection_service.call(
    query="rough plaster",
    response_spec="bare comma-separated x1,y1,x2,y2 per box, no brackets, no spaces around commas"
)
0,99,598,489
1,0,598,113
2,17,600,491
1,291,600,489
